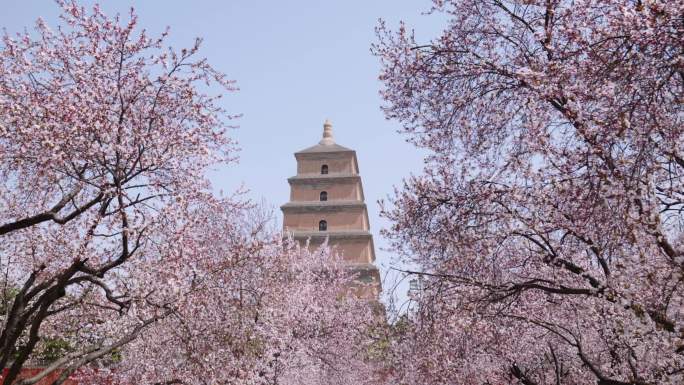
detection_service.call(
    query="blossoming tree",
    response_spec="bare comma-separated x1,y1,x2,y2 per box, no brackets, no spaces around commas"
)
88,203,379,385
0,0,240,382
375,1,684,384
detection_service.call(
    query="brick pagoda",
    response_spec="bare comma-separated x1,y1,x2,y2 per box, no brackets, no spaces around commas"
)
281,120,381,298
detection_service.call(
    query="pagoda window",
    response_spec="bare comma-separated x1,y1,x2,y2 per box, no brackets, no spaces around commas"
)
320,191,328,201
319,220,327,231
321,164,328,174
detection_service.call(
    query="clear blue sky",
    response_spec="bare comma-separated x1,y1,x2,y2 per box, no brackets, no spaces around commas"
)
1,1,443,308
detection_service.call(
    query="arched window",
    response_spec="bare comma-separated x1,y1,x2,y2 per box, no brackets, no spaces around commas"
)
320,191,328,201
321,164,328,174
318,220,327,231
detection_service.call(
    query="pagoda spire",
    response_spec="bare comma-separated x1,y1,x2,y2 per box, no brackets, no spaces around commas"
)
319,119,334,145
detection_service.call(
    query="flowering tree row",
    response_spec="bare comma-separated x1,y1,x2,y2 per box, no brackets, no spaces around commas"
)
0,2,378,385
376,1,683,384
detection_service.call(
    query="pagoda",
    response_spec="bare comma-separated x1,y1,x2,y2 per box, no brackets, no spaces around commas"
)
281,120,381,298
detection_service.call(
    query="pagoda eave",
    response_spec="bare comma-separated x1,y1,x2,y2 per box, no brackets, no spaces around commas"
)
280,201,366,213
347,263,381,284
287,174,360,184
288,230,373,241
